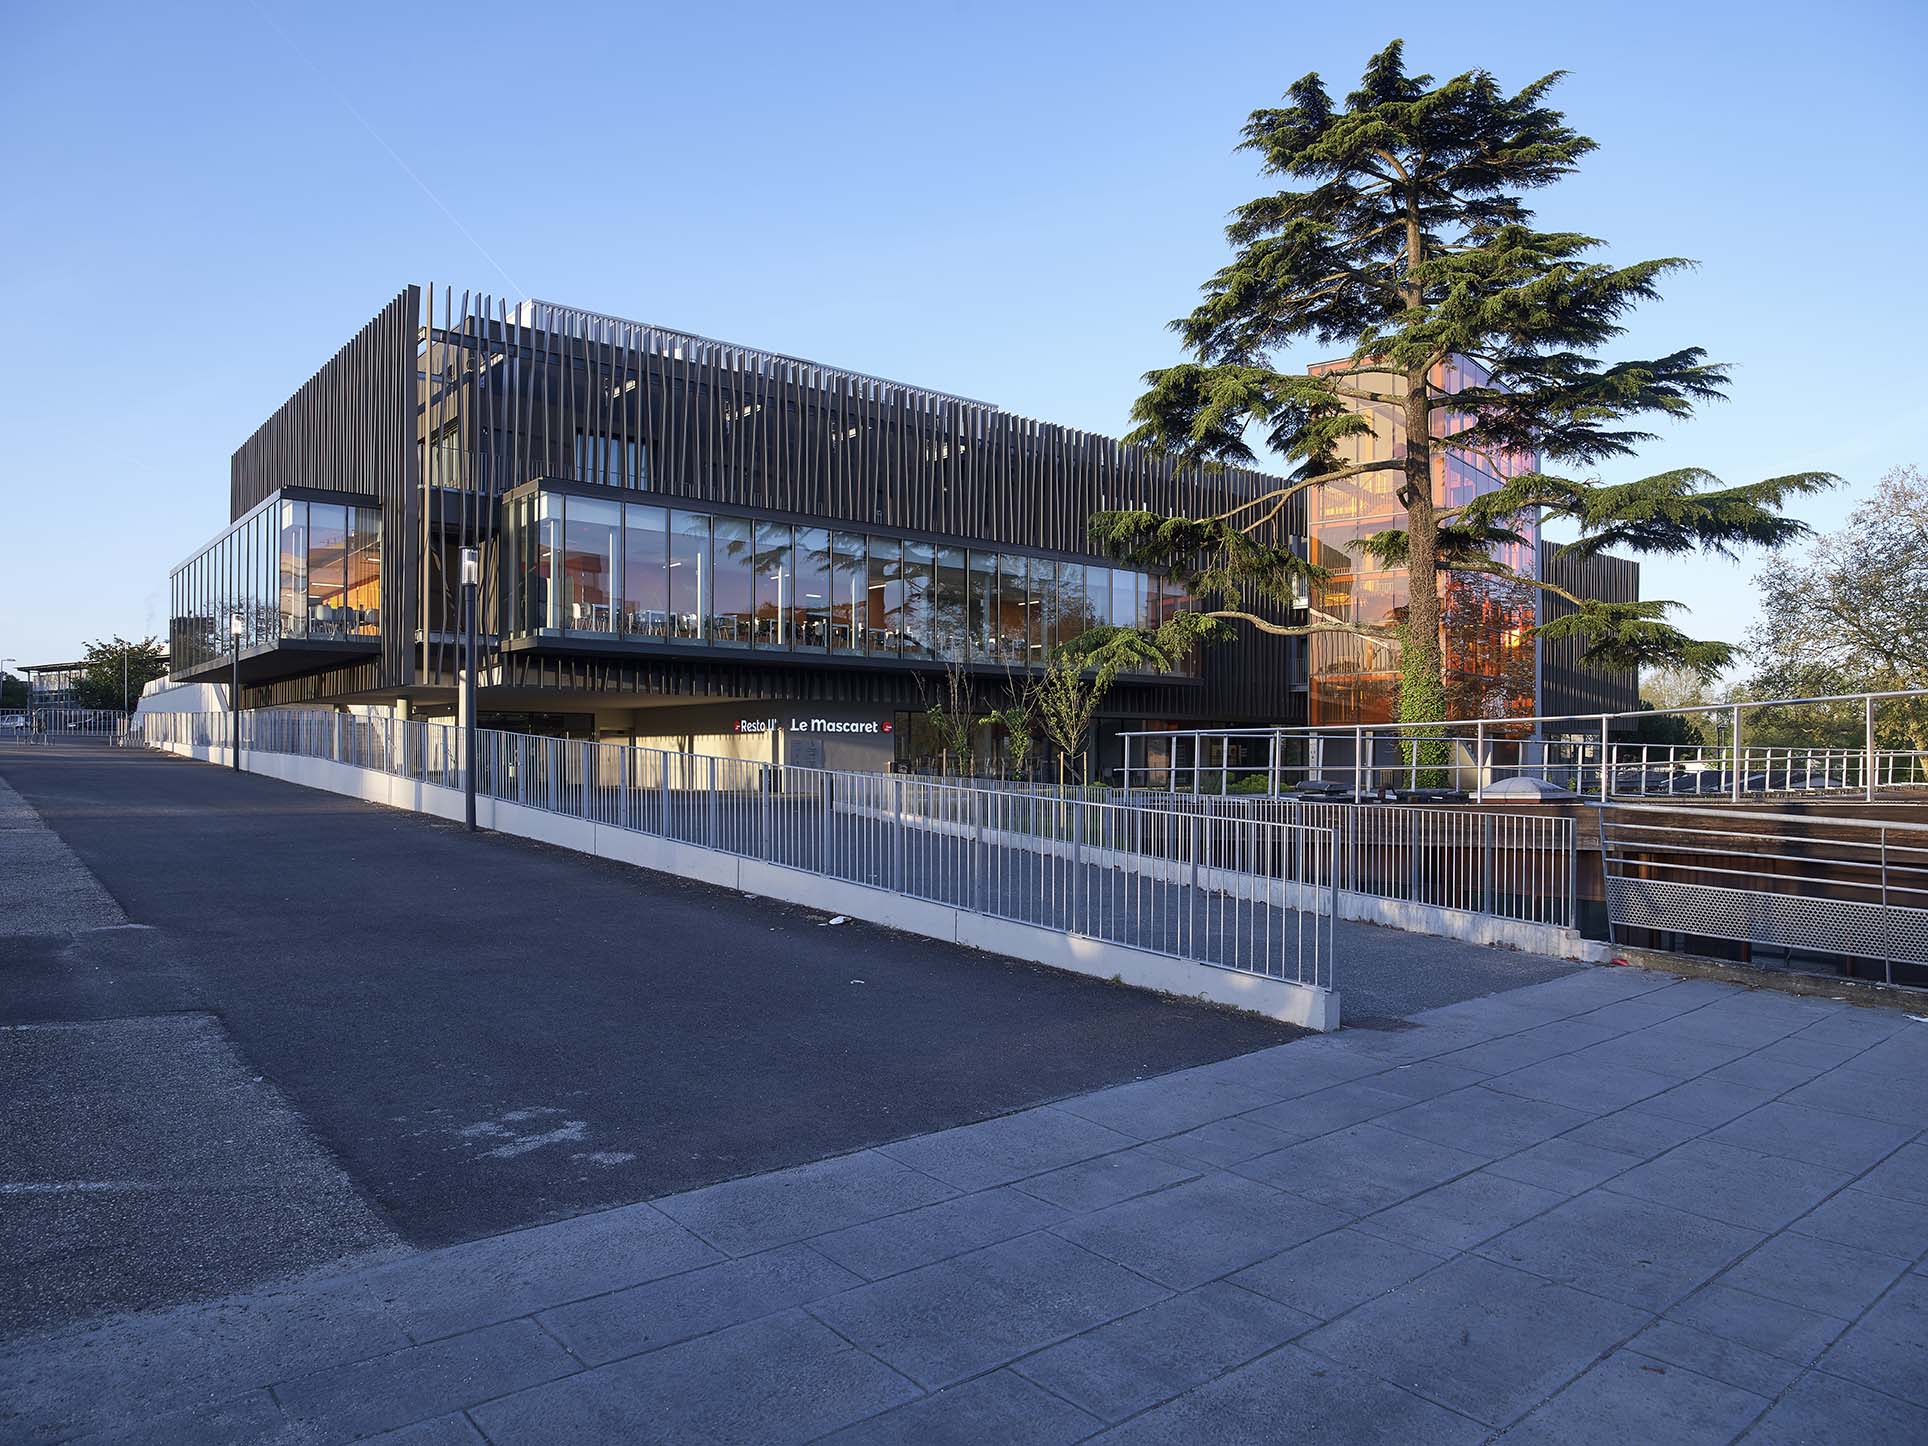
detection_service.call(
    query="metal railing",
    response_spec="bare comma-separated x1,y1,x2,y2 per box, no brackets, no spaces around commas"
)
126,710,1337,992
1099,790,1575,930
1121,686,1928,804
0,707,130,742
1600,805,1928,988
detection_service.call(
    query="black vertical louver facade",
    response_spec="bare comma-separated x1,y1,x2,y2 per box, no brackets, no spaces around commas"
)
220,287,1307,722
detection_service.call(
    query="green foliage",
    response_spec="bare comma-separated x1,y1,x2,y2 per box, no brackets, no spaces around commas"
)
1,673,27,708
1102,39,1835,723
1535,599,1734,679
1629,703,1705,747
74,636,168,711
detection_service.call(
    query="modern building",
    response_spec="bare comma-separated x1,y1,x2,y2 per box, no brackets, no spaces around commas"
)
165,290,1638,771
22,661,87,707
166,288,1307,775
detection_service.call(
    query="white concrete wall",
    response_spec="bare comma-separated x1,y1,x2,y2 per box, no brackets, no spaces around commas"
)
151,738,1339,1030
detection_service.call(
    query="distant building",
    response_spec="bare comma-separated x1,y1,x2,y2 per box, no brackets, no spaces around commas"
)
22,661,86,706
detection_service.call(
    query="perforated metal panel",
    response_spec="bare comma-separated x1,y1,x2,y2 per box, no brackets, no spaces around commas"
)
1606,876,1928,965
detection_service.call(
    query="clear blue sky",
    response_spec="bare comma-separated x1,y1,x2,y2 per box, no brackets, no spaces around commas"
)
3,0,1922,679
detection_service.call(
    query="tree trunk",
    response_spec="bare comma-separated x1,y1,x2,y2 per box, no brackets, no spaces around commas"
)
1399,372,1446,727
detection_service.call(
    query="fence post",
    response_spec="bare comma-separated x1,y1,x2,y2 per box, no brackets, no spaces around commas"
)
1599,715,1611,802
1352,725,1364,803
1865,695,1877,802
1731,705,1744,803
707,755,720,848
972,785,986,912
893,776,907,893
821,772,834,874
1481,814,1495,917
1188,812,1201,952
1473,720,1485,798
1071,802,1084,934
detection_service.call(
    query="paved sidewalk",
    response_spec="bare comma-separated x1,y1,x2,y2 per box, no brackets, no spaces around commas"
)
7,967,1927,1444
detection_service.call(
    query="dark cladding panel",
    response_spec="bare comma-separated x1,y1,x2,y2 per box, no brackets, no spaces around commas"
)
231,288,420,691
1538,539,1640,719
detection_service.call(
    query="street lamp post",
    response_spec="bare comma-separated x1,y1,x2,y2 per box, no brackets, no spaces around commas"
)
228,612,245,770
460,547,479,831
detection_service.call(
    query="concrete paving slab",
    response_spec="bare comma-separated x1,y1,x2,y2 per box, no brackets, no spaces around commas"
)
1300,1254,1648,1427
1477,1188,1764,1311
1012,1281,1316,1424
1500,1348,1769,1445
1140,1115,1296,1170
1605,1139,1853,1232
535,1243,862,1366
806,1231,1169,1389
468,1309,920,1446
364,1202,722,1342
1007,1146,1200,1214
1353,1170,1567,1253
1720,1232,1912,1321
1667,1282,1852,1365
1857,1140,1928,1206
1485,1136,1644,1195
1374,1084,1592,1157
1088,1341,1488,1445
803,1186,1067,1281
1740,1365,1928,1443
1051,1172,1347,1290
1051,1070,1281,1139
273,1319,576,1441
1787,1186,1928,1257
651,1150,957,1257
1710,1100,1919,1176
1232,1123,1489,1215
820,1369,1100,1445
874,1106,1138,1192
1241,1079,1415,1139
1627,1318,1806,1398
1229,1225,1448,1321
1810,1271,1928,1407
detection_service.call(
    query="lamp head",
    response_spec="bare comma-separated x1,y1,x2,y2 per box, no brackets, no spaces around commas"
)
229,613,246,639
460,547,480,587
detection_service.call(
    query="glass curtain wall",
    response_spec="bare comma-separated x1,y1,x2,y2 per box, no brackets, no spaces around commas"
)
168,492,383,676
501,489,1189,674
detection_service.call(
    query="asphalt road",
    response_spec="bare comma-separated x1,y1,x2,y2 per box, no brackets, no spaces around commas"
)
0,743,1298,1310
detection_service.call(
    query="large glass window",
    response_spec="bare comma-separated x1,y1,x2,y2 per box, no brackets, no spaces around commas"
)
934,546,968,660
867,536,902,657
476,487,1193,674
794,527,831,651
1028,557,1053,663
968,550,997,658
1111,568,1138,632
307,503,349,639
622,504,668,637
708,516,754,647
560,495,619,634
995,553,1027,663
831,532,865,654
752,521,793,648
668,510,709,641
902,540,935,658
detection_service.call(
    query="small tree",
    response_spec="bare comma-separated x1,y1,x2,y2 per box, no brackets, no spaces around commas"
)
979,664,1040,781
915,658,981,775
1033,612,1228,785
73,636,169,711
1096,40,1834,730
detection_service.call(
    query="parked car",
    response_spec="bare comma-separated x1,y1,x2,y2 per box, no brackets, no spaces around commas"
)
0,715,29,731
